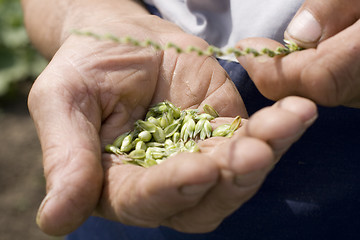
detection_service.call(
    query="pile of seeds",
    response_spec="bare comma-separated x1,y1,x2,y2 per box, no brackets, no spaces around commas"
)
105,101,241,167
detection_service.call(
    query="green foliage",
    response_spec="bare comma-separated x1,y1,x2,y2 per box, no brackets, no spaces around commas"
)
0,0,47,96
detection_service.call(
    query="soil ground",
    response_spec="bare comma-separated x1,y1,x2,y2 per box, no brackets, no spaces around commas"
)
0,80,63,240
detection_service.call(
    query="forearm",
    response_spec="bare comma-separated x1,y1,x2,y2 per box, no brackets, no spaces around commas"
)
21,0,149,59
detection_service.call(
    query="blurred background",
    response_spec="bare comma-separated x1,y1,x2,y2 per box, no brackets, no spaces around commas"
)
0,0,62,239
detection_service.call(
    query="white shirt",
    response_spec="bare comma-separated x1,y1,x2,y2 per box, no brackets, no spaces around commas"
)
144,0,303,60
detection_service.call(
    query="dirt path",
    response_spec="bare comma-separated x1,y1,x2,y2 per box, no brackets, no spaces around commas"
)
0,81,62,240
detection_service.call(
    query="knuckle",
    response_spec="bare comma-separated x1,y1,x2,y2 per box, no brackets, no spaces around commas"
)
301,62,344,106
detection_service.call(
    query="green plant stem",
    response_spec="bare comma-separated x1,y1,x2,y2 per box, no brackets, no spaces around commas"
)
72,30,303,58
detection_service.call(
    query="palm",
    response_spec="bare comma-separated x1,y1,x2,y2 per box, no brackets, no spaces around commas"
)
64,33,247,147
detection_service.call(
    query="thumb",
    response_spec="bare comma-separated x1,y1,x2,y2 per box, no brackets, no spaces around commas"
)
285,0,360,48
29,68,103,236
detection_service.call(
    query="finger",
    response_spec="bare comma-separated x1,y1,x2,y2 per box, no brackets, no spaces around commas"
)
162,137,273,233
28,67,103,235
162,96,317,233
236,37,312,102
156,35,248,118
236,22,360,107
245,96,318,159
285,0,360,48
97,152,219,228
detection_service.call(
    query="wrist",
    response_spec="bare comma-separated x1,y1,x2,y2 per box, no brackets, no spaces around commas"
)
22,0,152,59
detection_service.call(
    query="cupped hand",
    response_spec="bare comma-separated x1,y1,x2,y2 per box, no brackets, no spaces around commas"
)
29,15,245,235
29,15,317,236
98,96,317,233
236,0,360,108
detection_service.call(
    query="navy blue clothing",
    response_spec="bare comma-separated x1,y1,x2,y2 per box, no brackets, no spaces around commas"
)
67,59,360,240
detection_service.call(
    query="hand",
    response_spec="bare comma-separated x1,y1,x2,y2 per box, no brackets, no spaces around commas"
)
236,0,360,108
29,16,317,236
98,96,316,233
29,15,245,236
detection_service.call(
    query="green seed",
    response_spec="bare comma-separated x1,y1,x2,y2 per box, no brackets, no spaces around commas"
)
230,116,242,131
172,107,181,119
129,149,146,159
120,134,133,152
194,118,206,137
200,120,212,140
261,48,276,57
105,144,121,155
145,148,154,161
185,140,200,152
164,139,174,148
187,119,196,138
112,132,129,148
146,142,165,148
180,118,195,142
164,121,181,138
148,147,166,159
136,120,157,133
172,132,180,143
183,113,194,124
200,129,207,140
152,126,166,143
138,130,152,142
144,158,158,167
212,124,231,137
226,131,234,138
203,104,219,118
160,113,170,129
135,140,147,151
133,159,148,168
211,117,241,137
195,113,215,121
158,104,168,113
146,116,161,126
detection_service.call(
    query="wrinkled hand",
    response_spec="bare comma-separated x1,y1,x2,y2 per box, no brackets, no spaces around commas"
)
236,0,360,108
29,16,317,236
98,96,316,233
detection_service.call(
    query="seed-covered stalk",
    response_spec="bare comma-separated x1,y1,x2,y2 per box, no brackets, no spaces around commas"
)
73,30,303,59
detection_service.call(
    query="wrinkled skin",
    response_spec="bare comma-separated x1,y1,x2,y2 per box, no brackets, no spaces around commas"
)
28,16,317,236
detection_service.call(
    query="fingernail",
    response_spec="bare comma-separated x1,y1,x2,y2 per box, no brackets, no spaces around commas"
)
36,194,51,227
286,10,322,44
180,182,214,195
304,113,318,128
